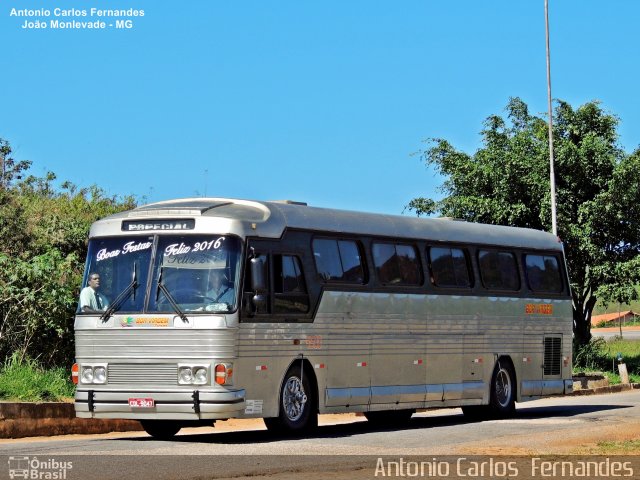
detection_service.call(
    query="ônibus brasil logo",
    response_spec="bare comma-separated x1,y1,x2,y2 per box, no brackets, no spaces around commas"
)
8,456,73,479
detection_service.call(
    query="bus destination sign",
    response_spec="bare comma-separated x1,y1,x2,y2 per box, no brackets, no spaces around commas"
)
121,219,195,231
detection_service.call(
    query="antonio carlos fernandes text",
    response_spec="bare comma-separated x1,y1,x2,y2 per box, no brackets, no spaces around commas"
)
374,457,634,478
9,8,145,17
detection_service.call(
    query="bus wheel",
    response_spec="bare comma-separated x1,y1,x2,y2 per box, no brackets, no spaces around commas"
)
489,361,515,417
140,420,181,440
265,365,317,434
364,409,414,427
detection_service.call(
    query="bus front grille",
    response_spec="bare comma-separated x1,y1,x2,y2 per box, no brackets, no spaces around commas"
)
108,363,177,386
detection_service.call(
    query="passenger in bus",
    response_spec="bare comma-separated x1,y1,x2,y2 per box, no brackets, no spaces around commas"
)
205,269,234,307
79,273,110,312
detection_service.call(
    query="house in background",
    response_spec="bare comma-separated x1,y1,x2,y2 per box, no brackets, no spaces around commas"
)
591,310,639,327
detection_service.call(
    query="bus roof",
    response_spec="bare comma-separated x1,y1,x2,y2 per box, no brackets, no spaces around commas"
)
97,197,562,251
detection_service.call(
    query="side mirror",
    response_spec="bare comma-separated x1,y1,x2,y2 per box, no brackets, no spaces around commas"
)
244,255,268,317
250,257,267,293
251,293,267,312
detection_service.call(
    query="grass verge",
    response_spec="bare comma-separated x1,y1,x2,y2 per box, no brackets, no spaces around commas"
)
574,439,640,455
574,337,640,375
0,354,75,401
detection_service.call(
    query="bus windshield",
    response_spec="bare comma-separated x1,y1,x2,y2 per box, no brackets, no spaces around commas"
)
149,235,241,313
78,235,241,315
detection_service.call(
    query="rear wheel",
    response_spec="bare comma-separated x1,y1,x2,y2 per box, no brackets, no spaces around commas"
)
140,420,181,440
265,365,317,434
462,360,516,420
489,361,516,417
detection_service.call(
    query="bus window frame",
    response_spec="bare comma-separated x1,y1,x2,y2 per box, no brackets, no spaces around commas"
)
370,240,424,287
426,244,475,289
311,236,368,285
523,252,565,295
477,248,522,293
241,240,316,323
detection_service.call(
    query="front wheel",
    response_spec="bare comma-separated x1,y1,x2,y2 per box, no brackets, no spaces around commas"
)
140,420,181,440
264,365,317,434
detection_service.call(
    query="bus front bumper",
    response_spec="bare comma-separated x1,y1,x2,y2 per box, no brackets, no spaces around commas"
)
74,388,246,420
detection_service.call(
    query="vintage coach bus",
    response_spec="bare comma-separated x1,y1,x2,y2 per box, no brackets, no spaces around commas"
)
73,197,573,438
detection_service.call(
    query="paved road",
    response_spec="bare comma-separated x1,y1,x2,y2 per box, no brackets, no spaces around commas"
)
1,390,639,480
592,328,640,340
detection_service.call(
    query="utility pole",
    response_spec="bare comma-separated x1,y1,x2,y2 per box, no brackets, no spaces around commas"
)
545,0,558,236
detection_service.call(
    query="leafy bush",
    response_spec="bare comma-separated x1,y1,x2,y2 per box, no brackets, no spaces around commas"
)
0,138,136,367
573,337,609,372
574,337,640,379
0,251,79,366
0,353,75,401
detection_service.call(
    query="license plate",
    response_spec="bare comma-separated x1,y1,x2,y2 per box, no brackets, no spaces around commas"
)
128,397,155,408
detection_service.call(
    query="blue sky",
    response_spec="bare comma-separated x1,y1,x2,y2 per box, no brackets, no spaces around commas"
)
2,1,639,215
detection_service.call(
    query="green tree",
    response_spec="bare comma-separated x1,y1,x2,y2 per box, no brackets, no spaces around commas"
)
0,138,136,366
0,139,31,189
408,98,640,346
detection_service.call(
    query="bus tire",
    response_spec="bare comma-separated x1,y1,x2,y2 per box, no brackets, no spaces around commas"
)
364,409,414,427
265,365,317,434
140,420,181,439
488,360,516,417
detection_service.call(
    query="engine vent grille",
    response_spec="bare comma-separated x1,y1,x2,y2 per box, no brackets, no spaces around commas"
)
543,337,562,376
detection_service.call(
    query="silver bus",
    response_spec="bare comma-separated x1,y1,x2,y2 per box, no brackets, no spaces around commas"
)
74,197,573,438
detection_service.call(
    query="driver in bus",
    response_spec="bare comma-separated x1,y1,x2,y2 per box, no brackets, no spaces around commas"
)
205,269,234,308
79,273,110,313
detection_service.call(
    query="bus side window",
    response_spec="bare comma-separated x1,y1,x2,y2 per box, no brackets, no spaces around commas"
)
525,254,562,293
372,242,422,286
274,255,310,314
478,249,520,291
428,246,473,288
312,238,365,284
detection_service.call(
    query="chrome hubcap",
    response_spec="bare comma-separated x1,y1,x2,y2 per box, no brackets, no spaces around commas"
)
495,368,512,407
283,376,307,421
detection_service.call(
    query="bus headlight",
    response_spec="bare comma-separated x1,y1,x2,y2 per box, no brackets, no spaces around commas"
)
177,365,209,385
80,364,108,384
194,367,208,385
93,366,107,384
81,367,94,384
178,367,194,384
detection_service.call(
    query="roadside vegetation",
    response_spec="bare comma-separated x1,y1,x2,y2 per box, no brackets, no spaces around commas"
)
0,138,135,400
573,337,640,385
573,439,640,455
0,353,75,401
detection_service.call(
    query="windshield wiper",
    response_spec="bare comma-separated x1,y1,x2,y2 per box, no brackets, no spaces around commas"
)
155,267,189,323
101,263,138,322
